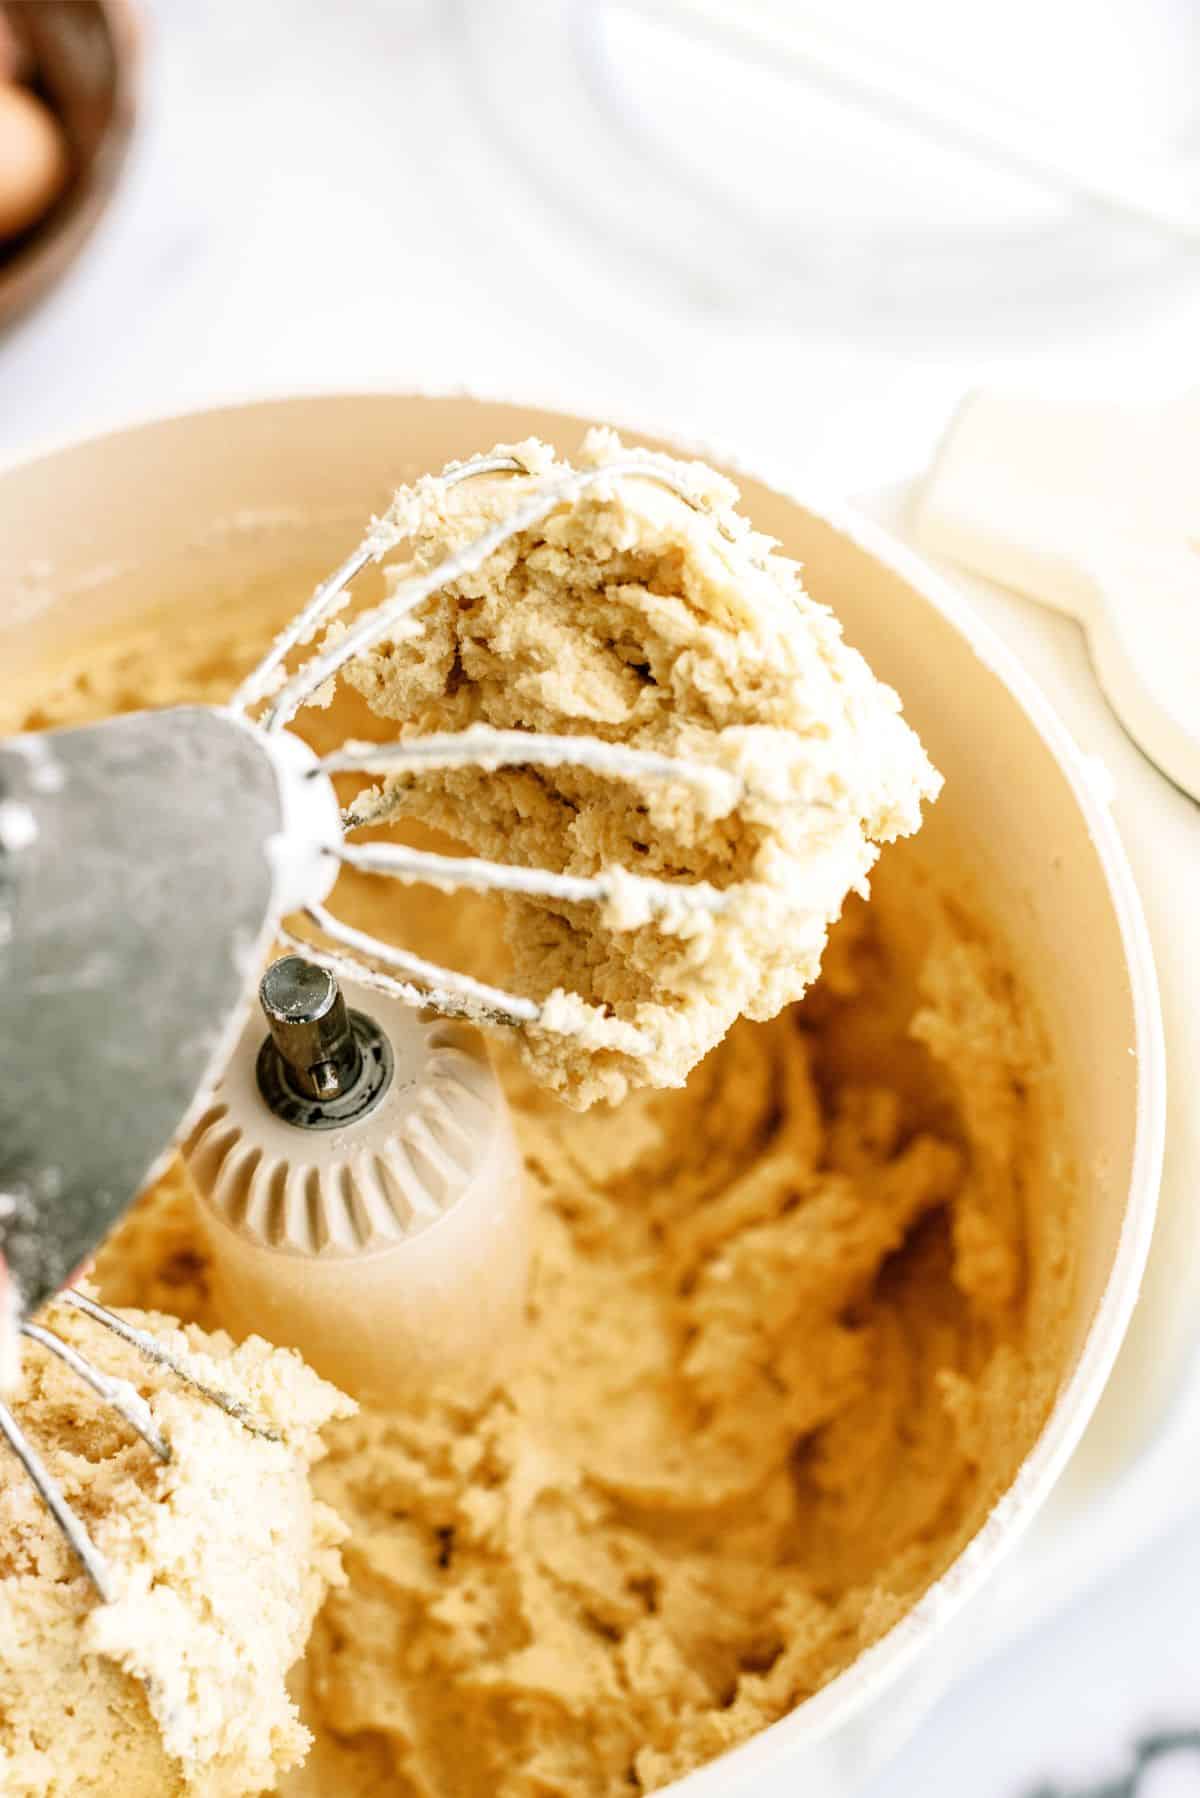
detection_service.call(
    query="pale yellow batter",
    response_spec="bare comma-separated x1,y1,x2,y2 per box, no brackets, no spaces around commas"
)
0,440,1074,1797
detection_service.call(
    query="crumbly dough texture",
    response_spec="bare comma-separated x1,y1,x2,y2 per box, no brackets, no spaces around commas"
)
0,439,1073,1798
68,860,1069,1798
273,865,1067,1798
0,1300,353,1797
342,431,940,1106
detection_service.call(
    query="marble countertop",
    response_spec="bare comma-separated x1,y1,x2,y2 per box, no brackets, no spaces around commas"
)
2,4,1199,1795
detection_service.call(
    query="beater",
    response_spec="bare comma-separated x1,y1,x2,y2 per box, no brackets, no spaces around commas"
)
0,445,775,1591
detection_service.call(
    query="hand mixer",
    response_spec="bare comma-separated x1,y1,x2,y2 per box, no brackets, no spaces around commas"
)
0,445,756,1595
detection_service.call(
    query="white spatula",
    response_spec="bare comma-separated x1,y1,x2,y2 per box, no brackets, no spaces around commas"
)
915,387,1200,800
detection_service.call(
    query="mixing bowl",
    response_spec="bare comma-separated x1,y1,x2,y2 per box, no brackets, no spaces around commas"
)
0,392,1164,1795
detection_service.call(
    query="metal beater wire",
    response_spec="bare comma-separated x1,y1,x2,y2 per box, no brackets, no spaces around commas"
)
325,729,743,821
0,1296,283,1601
64,1291,280,1443
21,1320,170,1461
336,838,731,914
231,453,530,715
0,1399,113,1598
277,929,508,1026
294,905,542,1028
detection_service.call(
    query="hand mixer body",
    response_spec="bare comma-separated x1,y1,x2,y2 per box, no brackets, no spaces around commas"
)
0,706,341,1327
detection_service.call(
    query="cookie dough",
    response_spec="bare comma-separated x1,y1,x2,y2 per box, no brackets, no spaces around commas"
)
0,437,1074,1798
270,855,1068,1797
0,1299,353,1797
340,432,940,1106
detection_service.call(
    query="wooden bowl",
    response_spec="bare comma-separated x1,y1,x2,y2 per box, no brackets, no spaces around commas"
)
0,0,138,332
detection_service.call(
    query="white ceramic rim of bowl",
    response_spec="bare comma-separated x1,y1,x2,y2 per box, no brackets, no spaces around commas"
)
0,384,1167,1793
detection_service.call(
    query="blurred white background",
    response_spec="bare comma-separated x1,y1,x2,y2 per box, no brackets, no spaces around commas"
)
3,3,1199,1794
5,0,1200,492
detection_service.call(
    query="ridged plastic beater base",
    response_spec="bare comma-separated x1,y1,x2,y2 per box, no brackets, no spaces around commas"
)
184,969,528,1408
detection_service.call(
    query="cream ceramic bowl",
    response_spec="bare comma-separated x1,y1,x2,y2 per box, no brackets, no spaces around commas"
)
0,394,1165,1796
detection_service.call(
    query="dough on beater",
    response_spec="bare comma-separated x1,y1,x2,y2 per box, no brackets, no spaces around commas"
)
343,430,941,1107
0,1302,353,1798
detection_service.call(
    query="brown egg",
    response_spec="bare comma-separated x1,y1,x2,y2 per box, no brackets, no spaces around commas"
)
0,81,68,242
